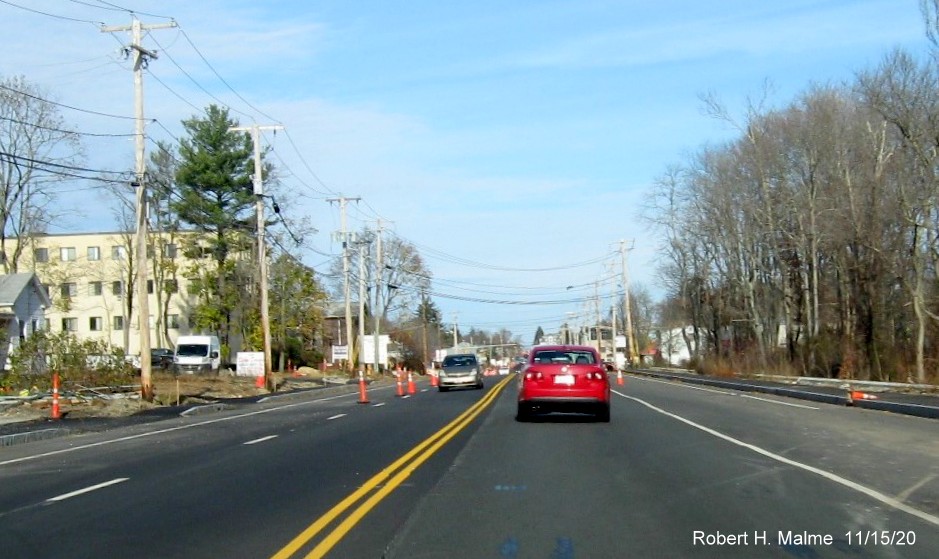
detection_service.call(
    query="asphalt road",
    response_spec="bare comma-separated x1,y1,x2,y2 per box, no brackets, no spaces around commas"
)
0,374,936,558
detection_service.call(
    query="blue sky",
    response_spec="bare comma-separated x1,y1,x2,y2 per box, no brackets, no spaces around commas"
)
0,0,930,344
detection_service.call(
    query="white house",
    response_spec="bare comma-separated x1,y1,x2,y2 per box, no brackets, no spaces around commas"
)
0,272,52,370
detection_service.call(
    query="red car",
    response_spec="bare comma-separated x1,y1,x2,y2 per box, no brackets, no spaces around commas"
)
516,345,611,422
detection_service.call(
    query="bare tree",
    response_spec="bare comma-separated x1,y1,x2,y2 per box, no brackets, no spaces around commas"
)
0,75,82,272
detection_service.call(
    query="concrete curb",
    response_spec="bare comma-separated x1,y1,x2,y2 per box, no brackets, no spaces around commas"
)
0,427,71,447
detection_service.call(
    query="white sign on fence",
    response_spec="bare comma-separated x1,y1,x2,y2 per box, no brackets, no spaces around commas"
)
358,334,389,366
236,352,264,377
332,345,349,362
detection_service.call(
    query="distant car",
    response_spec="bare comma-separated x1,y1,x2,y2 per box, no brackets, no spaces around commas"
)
516,345,610,422
151,348,175,371
509,356,527,374
438,354,484,391
498,366,510,375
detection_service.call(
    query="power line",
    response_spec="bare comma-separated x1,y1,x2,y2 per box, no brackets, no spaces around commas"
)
147,32,255,121
92,0,174,20
0,0,105,25
0,82,138,120
0,115,135,138
178,27,280,123
0,151,131,182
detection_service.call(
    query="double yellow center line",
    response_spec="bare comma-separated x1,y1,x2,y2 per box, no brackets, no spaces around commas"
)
271,374,514,559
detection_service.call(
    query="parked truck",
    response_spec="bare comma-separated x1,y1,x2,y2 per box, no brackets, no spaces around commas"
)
174,335,222,375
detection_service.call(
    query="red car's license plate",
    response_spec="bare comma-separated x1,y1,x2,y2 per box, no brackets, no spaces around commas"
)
554,374,574,385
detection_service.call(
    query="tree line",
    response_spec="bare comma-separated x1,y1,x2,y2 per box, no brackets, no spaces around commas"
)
646,11,939,383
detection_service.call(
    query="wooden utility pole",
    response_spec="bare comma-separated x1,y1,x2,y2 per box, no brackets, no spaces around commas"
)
231,124,283,390
620,240,639,363
372,219,384,374
328,196,360,373
101,18,176,401
357,237,367,375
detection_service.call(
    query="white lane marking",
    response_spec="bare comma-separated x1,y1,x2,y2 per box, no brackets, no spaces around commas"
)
613,390,939,528
243,435,278,445
0,389,375,467
47,478,129,502
372,403,386,408
326,414,346,421
633,375,819,409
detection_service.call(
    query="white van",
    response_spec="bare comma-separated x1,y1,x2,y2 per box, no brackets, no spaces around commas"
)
174,335,222,374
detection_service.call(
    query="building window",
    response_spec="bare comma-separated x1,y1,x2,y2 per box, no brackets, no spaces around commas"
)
89,317,103,331
113,316,124,330
164,279,178,294
112,245,126,260
163,243,177,259
60,247,77,262
147,279,154,294
88,246,101,261
34,248,49,263
89,281,103,296
168,314,180,329
31,318,43,332
61,317,77,332
60,282,77,298
112,281,123,296
146,245,155,259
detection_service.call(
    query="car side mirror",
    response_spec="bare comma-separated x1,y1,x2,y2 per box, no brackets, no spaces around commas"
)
210,351,219,358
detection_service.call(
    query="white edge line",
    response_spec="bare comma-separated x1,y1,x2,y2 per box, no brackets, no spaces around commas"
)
326,414,347,421
47,478,129,502
634,375,819,409
613,389,939,528
243,435,278,445
1,391,360,467
372,402,386,407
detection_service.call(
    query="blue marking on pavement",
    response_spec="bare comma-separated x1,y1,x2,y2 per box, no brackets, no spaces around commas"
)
499,536,519,558
551,537,574,559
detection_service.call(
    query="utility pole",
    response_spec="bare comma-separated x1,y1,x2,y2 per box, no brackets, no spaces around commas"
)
101,18,176,402
328,196,360,373
610,263,618,367
372,219,384,374
230,124,284,390
620,240,639,364
357,237,367,375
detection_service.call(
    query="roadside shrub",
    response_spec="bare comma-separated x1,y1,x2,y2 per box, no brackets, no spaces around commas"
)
3,330,135,391
695,356,735,378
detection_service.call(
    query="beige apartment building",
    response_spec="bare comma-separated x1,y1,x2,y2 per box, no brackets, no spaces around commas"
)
9,230,208,356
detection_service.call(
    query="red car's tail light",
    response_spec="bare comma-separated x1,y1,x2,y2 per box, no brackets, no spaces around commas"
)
524,370,544,381
585,370,606,381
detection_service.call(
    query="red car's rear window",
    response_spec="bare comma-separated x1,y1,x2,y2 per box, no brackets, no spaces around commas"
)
532,351,596,365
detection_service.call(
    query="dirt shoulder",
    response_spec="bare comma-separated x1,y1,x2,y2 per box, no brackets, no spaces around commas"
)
0,367,353,427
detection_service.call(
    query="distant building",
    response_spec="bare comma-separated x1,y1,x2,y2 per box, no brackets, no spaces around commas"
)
7,230,245,357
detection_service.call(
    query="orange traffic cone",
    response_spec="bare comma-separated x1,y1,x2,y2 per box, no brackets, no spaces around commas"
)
51,371,61,420
396,369,405,397
255,374,265,388
357,370,370,404
847,390,877,405
430,370,438,387
616,370,624,386
407,369,417,395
